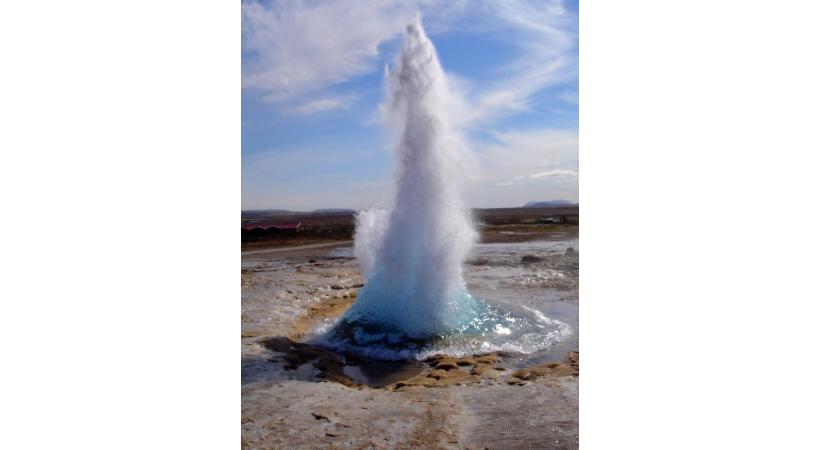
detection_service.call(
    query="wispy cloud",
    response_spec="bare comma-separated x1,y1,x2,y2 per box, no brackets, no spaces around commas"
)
476,129,578,178
241,1,578,209
242,0,576,120
467,128,579,205
558,90,579,105
242,0,414,105
460,0,577,124
529,169,578,179
289,94,357,114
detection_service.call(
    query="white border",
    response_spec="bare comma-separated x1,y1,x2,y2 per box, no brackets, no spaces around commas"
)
0,1,239,448
1,1,819,448
582,1,820,448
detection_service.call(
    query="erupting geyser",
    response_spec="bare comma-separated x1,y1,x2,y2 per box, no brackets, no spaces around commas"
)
323,17,571,360
340,18,479,339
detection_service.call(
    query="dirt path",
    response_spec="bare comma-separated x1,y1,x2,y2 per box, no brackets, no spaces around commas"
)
241,240,353,256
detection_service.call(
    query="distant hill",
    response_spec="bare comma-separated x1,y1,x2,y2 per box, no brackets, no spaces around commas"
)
523,200,576,208
240,208,356,221
241,209,298,220
242,209,292,215
312,208,355,214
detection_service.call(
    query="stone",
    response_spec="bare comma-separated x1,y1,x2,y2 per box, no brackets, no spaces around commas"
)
474,354,499,364
470,364,501,378
434,360,459,371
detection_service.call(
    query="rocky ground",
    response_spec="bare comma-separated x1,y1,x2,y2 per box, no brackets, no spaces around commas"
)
242,239,578,449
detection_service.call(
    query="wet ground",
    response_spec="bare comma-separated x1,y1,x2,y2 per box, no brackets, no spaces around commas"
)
242,235,579,449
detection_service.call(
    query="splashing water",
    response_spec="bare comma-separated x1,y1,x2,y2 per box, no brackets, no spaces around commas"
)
323,17,570,359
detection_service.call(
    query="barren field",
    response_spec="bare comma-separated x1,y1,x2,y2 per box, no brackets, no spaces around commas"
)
241,223,579,449
241,206,579,250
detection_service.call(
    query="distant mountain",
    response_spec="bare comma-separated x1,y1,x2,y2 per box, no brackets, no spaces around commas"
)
241,209,296,219
312,208,355,214
523,200,576,208
240,208,356,219
242,209,292,215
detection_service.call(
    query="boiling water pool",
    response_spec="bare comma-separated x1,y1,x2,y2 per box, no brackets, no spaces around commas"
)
312,239,578,365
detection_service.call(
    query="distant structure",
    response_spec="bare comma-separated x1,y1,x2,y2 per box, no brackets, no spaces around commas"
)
538,215,562,224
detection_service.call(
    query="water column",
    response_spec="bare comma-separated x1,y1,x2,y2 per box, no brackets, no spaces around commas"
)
340,17,480,340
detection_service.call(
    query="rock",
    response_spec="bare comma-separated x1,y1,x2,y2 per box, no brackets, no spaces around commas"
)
565,247,575,255
474,354,499,364
521,255,542,264
470,364,500,378
509,353,579,382
434,360,459,371
428,367,475,385
392,376,438,389
424,354,447,363
564,351,579,369
259,336,362,387
510,367,543,381
311,412,330,421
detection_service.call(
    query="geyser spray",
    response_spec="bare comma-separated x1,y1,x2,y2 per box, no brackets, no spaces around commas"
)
341,17,479,339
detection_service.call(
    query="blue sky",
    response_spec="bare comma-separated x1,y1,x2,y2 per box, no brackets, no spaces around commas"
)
242,0,578,211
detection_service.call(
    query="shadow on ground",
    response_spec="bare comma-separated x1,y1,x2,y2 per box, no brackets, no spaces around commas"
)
241,336,424,388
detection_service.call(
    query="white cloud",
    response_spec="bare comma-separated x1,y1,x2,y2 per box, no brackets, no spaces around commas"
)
241,127,578,210
241,1,579,208
465,128,578,207
242,0,415,104
476,128,578,179
458,0,577,124
242,0,576,120
289,94,357,114
529,169,578,179
558,90,579,105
